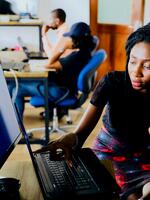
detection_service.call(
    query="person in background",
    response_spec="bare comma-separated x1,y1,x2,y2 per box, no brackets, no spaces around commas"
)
40,8,69,118
42,8,69,57
35,23,150,200
12,22,96,119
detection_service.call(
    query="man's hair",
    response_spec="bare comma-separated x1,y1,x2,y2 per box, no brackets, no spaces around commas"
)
125,23,150,67
51,8,66,22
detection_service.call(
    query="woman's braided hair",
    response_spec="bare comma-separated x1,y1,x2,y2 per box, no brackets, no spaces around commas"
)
125,22,150,67
124,23,150,91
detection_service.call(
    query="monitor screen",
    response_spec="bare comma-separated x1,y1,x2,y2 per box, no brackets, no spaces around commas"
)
0,67,21,168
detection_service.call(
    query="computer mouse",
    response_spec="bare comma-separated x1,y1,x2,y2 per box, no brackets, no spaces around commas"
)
0,178,21,199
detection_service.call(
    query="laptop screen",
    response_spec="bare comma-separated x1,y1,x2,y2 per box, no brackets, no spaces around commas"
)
0,67,21,168
17,36,30,60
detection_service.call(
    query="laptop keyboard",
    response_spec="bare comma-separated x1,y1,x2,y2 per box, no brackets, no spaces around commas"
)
35,152,100,196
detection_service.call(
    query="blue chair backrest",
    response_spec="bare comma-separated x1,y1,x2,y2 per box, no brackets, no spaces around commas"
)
77,49,106,94
92,35,100,54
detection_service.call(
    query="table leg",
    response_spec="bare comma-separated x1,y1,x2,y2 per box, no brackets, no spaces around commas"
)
44,77,49,144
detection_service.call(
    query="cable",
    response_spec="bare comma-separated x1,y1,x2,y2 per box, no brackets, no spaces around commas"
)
9,69,19,104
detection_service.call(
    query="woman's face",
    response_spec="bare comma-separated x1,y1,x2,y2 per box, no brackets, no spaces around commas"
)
128,42,150,93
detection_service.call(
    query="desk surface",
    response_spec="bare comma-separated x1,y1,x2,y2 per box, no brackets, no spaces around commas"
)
4,69,49,78
0,145,44,200
4,60,55,78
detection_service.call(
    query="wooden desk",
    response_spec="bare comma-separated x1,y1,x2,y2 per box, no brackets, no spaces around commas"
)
4,65,51,145
0,145,44,200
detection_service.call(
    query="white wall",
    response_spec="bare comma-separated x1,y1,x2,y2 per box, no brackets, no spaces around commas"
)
0,26,40,51
37,0,89,45
144,0,150,25
37,0,89,26
0,0,89,51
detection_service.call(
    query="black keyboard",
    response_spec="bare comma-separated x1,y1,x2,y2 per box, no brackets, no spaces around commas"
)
33,148,120,200
37,152,100,195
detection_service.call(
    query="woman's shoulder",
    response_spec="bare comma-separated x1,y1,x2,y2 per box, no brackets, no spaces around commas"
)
94,71,125,93
94,71,126,92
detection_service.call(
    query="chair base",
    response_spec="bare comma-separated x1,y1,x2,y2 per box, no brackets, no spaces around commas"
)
49,126,67,135
26,107,77,141
26,120,77,140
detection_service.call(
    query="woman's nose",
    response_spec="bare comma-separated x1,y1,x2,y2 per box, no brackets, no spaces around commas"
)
133,64,143,77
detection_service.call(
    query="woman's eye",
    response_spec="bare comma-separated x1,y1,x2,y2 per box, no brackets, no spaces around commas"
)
144,66,150,70
129,61,135,65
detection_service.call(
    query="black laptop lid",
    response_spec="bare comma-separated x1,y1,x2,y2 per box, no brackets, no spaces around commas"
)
0,67,21,168
14,102,35,162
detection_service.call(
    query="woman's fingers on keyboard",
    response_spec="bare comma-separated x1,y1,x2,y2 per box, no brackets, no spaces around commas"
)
33,140,73,163
33,140,56,153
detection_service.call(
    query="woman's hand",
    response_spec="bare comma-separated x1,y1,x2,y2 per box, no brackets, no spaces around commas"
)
34,133,78,164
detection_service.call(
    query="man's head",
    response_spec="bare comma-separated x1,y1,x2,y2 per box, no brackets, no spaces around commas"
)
125,23,150,93
48,8,66,30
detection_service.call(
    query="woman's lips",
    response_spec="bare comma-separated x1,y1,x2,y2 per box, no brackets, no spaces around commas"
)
131,80,143,88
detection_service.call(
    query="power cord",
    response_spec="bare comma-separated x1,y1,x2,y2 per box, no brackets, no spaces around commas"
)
9,69,19,104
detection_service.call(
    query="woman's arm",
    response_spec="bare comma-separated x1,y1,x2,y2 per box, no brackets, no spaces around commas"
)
34,103,104,160
74,103,104,147
44,37,73,70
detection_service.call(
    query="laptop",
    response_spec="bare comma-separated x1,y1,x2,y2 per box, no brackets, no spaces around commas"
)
0,67,120,200
0,67,22,169
17,36,47,59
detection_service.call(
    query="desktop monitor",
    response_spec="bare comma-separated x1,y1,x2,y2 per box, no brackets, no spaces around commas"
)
0,67,21,168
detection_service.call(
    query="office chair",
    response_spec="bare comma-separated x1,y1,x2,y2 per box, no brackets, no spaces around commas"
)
28,49,107,135
92,35,100,54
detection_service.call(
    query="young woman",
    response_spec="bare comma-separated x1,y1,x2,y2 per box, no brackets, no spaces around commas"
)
35,23,150,200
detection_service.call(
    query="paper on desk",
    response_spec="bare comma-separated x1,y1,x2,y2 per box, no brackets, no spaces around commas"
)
29,59,55,72
29,59,47,71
